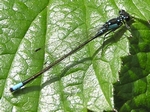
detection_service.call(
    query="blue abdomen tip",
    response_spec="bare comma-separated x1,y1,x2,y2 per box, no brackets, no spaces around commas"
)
10,82,23,92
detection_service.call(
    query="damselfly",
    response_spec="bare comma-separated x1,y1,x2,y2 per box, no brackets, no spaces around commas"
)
10,10,131,92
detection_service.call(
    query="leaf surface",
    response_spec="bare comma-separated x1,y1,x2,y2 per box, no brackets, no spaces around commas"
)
0,0,150,112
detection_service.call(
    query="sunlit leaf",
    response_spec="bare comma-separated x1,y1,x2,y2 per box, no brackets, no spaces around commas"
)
0,0,150,112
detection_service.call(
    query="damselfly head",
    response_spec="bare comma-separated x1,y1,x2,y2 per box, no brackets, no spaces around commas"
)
119,10,131,22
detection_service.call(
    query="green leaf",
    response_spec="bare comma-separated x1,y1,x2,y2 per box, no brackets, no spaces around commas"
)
0,0,150,112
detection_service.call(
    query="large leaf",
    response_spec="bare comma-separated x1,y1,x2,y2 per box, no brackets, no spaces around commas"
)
0,0,150,112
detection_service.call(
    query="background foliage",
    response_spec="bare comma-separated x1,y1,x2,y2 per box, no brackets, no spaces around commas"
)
0,0,150,112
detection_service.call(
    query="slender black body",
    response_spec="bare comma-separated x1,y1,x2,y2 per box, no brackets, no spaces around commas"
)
10,10,131,92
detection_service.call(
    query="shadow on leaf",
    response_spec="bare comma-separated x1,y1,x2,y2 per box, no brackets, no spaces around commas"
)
114,17,150,111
